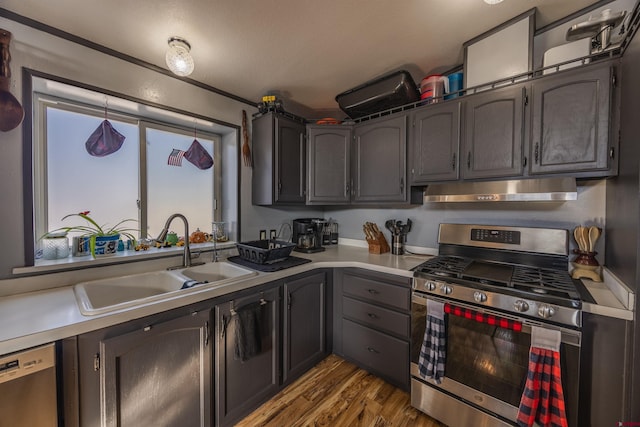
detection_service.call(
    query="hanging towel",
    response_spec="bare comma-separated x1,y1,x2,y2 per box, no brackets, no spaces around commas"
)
418,300,446,384
517,327,568,427
234,301,263,362
85,119,125,157
184,139,213,170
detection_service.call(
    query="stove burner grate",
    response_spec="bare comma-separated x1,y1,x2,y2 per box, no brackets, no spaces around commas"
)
414,256,472,277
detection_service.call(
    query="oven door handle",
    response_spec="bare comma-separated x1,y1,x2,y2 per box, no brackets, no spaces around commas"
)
412,292,448,306
412,291,581,347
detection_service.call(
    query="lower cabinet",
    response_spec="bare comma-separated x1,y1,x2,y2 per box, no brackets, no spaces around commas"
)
215,286,281,427
215,270,329,426
333,268,412,391
75,310,212,427
283,271,327,384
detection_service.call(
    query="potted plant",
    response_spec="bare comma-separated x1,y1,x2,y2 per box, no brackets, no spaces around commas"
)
47,211,138,258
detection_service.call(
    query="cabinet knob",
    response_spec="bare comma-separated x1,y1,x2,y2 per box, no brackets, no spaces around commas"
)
367,312,379,319
467,152,471,169
367,346,379,354
367,289,380,295
452,153,456,171
534,142,540,164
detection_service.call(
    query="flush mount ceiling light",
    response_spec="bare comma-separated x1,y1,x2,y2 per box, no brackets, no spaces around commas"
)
165,37,194,76
484,0,504,4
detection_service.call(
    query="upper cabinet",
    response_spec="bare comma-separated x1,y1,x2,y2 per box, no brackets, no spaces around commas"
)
529,62,615,176
252,112,306,206
462,83,526,180
307,116,419,205
307,125,352,205
352,115,407,203
407,59,618,186
410,101,461,185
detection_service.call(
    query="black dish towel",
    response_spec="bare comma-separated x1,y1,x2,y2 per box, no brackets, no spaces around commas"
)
234,301,263,362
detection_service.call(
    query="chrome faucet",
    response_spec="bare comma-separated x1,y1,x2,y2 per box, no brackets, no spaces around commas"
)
155,213,204,270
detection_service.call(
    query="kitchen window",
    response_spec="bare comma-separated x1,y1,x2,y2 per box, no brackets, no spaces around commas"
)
33,91,222,262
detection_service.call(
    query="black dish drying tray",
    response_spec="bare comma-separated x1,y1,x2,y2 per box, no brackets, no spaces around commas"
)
236,239,296,264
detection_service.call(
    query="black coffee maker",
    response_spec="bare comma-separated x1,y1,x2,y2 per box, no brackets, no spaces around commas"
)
292,218,325,253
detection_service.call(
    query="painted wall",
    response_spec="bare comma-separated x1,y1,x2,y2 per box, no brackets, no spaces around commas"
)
325,180,607,259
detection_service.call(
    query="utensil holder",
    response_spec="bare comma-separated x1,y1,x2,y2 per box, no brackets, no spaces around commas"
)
571,249,602,282
391,234,405,255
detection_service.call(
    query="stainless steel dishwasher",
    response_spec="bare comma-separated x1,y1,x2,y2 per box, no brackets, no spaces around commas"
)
0,343,58,427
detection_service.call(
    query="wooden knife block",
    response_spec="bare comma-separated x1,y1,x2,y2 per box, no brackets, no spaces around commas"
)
366,232,390,254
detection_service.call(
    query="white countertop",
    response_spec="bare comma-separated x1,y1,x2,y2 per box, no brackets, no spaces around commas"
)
0,244,633,355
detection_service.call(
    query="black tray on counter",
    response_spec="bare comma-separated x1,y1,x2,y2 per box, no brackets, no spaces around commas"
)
236,239,295,264
227,255,311,272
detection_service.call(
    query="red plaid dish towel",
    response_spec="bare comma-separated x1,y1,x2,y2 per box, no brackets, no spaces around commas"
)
517,327,568,427
418,300,446,384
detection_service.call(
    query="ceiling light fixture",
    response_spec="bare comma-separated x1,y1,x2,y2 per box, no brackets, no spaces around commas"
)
165,37,194,77
484,0,504,4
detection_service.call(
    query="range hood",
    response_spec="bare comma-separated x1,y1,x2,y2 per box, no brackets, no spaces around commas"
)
424,177,578,202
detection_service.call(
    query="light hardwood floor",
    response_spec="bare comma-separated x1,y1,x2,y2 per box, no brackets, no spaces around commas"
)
236,354,446,427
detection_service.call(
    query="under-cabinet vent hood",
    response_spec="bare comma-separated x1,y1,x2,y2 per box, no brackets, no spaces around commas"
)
424,177,578,202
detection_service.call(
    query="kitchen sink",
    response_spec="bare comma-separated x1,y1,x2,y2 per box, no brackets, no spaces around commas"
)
74,262,258,316
179,261,258,283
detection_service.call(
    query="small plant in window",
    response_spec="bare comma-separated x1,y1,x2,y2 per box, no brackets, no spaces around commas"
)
46,211,138,257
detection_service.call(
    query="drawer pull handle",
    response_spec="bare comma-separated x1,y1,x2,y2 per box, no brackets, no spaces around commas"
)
367,289,380,295
367,313,379,319
367,346,379,354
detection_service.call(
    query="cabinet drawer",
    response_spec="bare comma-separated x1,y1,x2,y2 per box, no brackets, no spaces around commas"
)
342,296,410,338
342,319,409,390
342,274,410,311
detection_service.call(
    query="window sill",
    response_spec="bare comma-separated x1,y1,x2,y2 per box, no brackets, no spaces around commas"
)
13,241,237,276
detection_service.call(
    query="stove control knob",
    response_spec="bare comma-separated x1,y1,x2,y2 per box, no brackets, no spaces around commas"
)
473,291,487,303
514,300,529,312
538,304,556,319
426,281,437,291
440,284,453,295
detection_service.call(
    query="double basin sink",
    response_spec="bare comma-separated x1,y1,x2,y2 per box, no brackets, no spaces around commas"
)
74,262,258,316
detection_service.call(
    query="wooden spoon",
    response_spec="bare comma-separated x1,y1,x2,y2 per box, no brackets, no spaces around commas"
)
588,226,601,253
573,227,583,251
581,226,590,252
0,29,25,132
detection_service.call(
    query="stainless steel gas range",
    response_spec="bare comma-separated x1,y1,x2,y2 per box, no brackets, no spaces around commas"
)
410,224,593,427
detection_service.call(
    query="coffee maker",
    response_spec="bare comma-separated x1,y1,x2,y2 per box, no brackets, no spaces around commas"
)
292,218,325,253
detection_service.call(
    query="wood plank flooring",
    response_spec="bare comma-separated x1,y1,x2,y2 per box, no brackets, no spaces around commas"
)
235,354,446,427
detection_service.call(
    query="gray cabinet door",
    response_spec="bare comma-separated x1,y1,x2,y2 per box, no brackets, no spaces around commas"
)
99,311,211,427
463,84,525,179
252,112,306,205
307,125,351,204
530,63,613,175
410,101,461,184
215,287,280,427
275,116,306,203
282,271,327,384
353,115,407,203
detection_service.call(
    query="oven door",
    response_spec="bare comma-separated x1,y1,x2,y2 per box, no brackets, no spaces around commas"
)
410,291,581,427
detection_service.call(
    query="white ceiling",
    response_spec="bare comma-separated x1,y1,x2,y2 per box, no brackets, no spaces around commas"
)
3,0,604,116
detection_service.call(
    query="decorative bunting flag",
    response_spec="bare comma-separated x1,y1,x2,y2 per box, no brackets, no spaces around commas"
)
167,148,185,166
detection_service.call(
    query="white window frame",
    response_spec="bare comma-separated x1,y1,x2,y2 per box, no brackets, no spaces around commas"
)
33,93,222,250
